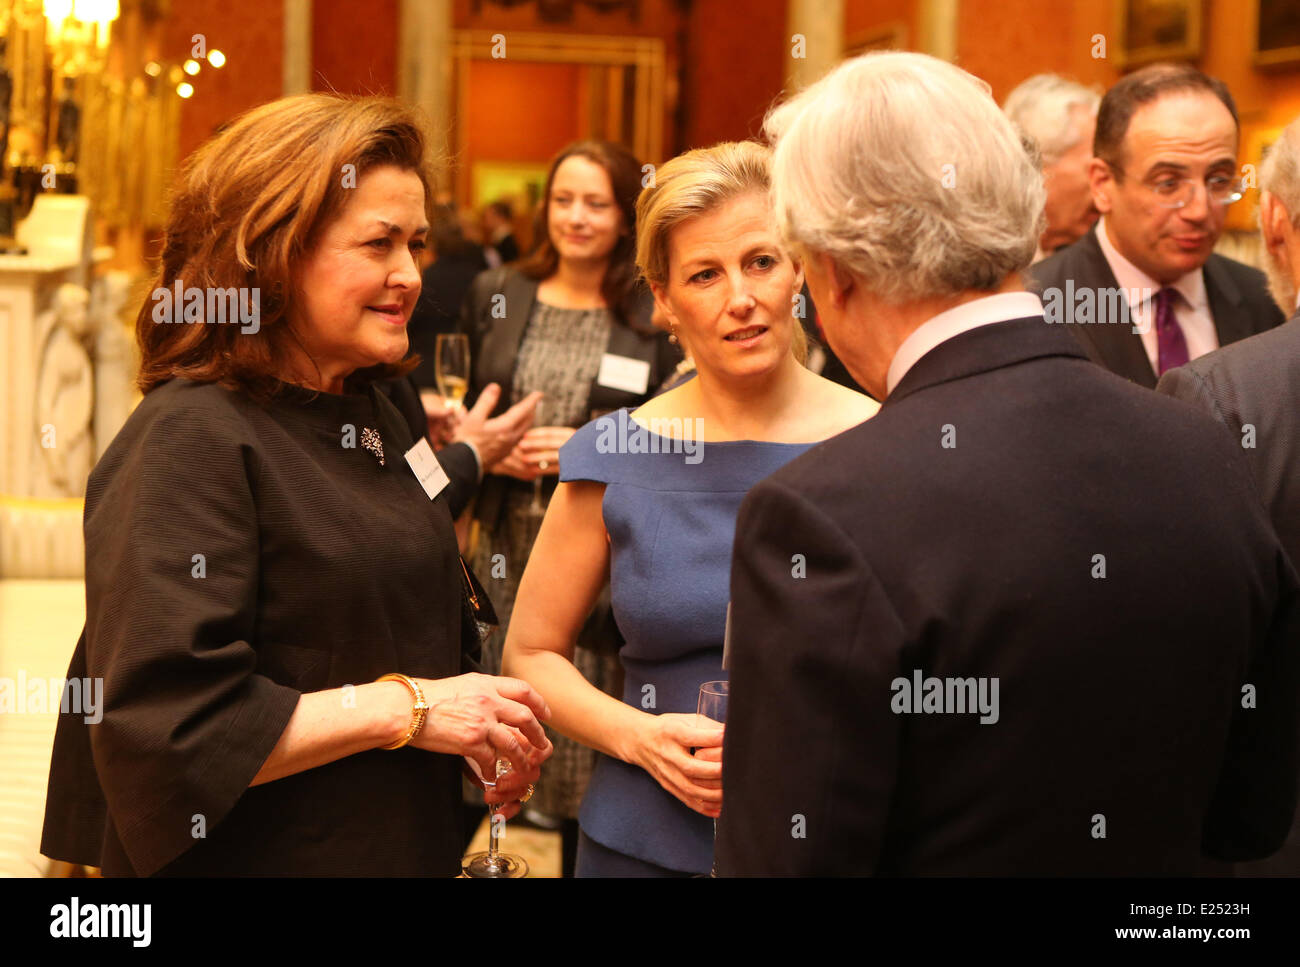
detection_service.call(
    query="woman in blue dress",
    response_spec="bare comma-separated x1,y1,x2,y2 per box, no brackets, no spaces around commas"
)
502,141,878,875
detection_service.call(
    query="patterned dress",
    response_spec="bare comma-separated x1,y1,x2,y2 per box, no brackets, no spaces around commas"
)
469,300,624,819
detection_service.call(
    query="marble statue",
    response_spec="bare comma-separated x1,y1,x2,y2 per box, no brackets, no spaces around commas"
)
33,283,95,497
91,270,136,462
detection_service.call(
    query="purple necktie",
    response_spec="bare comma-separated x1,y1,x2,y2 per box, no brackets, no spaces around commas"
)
1154,287,1189,375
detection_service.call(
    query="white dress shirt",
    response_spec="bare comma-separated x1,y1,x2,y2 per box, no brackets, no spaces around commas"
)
1095,217,1218,371
886,291,1045,395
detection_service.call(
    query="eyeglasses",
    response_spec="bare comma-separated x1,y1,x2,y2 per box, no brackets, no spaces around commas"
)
1112,164,1245,209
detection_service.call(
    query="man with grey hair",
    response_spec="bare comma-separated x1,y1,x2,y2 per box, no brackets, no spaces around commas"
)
1157,118,1300,875
715,51,1298,876
1003,74,1101,259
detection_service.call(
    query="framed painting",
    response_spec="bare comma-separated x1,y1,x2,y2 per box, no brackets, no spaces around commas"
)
1254,0,1300,69
1117,0,1204,68
470,161,551,216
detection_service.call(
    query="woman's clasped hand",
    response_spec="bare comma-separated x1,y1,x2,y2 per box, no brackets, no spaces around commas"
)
407,673,554,820
632,712,725,819
491,424,577,481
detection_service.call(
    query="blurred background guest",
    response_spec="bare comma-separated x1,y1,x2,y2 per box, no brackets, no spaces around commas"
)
1157,116,1300,875
482,199,520,267
458,139,679,873
1002,73,1101,260
504,140,876,876
1030,64,1284,388
407,203,489,396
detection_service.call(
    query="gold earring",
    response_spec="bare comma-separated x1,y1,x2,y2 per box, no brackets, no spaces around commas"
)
669,323,679,344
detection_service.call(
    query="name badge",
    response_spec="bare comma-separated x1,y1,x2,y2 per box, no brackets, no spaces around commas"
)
597,353,651,395
404,437,451,501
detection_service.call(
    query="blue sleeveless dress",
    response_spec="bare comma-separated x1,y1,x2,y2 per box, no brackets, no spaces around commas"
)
558,408,816,875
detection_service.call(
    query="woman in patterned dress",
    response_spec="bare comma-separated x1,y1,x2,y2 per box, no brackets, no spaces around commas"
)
458,140,679,872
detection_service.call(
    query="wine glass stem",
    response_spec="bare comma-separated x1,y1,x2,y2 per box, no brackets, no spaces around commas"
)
489,803,502,862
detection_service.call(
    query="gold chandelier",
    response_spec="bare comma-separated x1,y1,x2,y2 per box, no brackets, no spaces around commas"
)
42,0,120,75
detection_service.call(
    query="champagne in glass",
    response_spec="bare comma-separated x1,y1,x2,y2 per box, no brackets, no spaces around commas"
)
462,758,530,878
697,680,728,877
436,334,471,411
527,400,549,519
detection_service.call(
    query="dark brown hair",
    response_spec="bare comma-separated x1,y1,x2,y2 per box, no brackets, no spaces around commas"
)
515,139,651,332
136,93,435,398
1094,63,1238,174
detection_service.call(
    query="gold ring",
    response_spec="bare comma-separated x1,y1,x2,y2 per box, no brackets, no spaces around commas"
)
519,783,535,804
538,459,550,471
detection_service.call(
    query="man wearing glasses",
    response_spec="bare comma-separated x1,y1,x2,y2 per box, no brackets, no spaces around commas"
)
1030,63,1284,388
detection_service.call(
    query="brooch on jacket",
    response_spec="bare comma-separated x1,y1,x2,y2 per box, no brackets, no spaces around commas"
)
360,427,385,466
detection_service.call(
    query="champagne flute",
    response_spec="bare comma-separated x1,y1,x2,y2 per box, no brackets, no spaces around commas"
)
697,680,728,877
462,758,530,878
436,333,470,412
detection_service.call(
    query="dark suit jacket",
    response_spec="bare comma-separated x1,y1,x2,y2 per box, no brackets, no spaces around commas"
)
457,265,679,530
715,316,1299,876
1157,311,1300,874
494,233,519,265
1028,224,1285,388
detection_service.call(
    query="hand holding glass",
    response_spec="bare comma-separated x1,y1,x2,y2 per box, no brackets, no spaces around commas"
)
697,680,728,876
462,758,529,878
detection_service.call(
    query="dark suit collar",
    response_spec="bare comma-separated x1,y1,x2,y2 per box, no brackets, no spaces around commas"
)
1071,222,1118,289
1052,225,1158,387
1203,254,1251,345
885,315,1088,405
1079,223,1258,374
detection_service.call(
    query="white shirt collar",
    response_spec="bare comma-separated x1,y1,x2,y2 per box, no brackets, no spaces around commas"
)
1095,216,1208,312
885,291,1046,395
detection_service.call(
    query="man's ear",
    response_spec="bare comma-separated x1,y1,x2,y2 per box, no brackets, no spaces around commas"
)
790,253,806,297
1260,192,1290,261
816,251,855,310
1088,157,1114,214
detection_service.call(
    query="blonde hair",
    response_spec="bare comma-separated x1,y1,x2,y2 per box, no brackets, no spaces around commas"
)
636,140,808,364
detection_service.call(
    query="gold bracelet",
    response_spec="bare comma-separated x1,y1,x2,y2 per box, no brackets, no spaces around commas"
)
375,673,430,750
